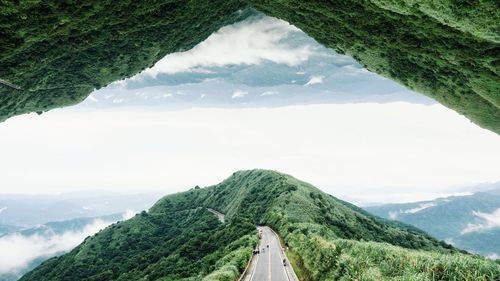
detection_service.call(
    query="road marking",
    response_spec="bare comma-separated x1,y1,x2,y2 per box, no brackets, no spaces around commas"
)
249,249,259,281
268,235,272,281
276,240,291,281
249,227,296,281
270,227,292,281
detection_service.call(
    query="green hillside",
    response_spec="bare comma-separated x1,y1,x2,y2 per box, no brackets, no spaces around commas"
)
20,203,257,281
1,1,499,133
21,170,500,281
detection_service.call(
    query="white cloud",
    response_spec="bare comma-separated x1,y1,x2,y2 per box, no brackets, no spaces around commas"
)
135,16,312,77
112,98,124,104
231,90,248,99
343,192,473,206
260,91,279,96
0,212,132,274
386,202,436,220
487,253,500,260
388,211,398,220
122,209,137,220
87,95,98,103
404,202,436,214
462,208,500,234
342,65,371,76
0,220,110,274
304,75,324,86
445,238,455,245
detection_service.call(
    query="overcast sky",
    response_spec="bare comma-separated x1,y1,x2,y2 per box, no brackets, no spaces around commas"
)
1,102,499,203
0,15,498,203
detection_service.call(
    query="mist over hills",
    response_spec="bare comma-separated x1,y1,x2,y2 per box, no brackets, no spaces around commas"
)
0,193,161,280
0,213,132,281
20,170,500,281
366,183,500,259
0,193,160,227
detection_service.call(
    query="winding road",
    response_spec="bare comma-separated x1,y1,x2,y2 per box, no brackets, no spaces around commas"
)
207,208,225,223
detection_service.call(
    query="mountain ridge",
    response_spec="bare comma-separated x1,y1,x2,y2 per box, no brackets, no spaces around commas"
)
365,187,500,258
20,170,500,280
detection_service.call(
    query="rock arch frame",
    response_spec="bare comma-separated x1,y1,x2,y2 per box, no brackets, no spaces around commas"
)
0,0,498,133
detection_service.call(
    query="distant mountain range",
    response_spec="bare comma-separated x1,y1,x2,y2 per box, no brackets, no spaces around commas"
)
365,183,500,258
0,193,162,281
19,170,500,281
0,213,129,281
0,193,161,227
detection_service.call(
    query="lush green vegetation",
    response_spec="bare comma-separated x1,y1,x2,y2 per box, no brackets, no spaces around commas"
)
253,0,500,133
22,170,500,280
201,170,500,280
1,1,499,133
0,0,249,121
201,170,454,252
288,237,500,280
20,198,257,281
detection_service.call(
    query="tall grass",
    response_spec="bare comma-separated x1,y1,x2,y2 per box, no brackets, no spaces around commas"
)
286,232,500,281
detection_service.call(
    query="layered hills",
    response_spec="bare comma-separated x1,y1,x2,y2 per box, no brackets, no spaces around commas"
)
366,186,500,259
21,170,500,281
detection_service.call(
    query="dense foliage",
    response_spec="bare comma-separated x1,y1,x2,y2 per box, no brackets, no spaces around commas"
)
23,170,500,280
287,237,500,280
20,197,257,281
0,0,249,121
199,170,500,280
253,0,500,133
1,1,499,132
200,170,453,252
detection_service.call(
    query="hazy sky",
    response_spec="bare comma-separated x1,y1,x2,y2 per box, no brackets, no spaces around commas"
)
0,15,498,203
1,102,499,203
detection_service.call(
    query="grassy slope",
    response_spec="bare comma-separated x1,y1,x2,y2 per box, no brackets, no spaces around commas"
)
22,170,500,281
203,170,500,280
1,1,499,133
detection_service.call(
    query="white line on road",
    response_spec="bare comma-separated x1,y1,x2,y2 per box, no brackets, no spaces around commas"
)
268,242,271,281
249,249,259,281
276,242,290,281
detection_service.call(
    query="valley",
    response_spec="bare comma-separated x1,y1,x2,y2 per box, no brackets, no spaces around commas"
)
366,185,500,259
1,2,499,280
19,170,500,281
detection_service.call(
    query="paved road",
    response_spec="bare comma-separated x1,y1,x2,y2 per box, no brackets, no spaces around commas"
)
0,78,21,90
207,208,225,223
248,226,290,281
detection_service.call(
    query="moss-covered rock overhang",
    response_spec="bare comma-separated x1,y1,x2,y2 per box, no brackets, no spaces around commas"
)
1,1,499,133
